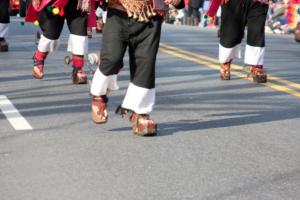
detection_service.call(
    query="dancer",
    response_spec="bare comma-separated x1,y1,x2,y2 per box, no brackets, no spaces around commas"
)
26,0,90,84
90,0,184,136
207,0,269,83
0,0,9,52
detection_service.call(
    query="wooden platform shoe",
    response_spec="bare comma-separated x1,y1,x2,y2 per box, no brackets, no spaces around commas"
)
220,62,231,80
115,106,157,136
247,65,267,83
91,96,108,124
32,51,47,79
0,39,8,52
72,68,87,84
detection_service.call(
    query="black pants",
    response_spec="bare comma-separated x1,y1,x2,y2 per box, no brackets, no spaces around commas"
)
0,0,9,24
38,0,87,40
220,0,268,48
100,8,162,89
187,7,200,20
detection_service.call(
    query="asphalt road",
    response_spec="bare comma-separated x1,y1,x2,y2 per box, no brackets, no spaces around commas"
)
0,17,300,200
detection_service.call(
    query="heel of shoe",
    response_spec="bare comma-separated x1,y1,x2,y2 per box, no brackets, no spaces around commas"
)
130,113,157,136
249,66,267,83
32,66,44,79
91,96,108,124
220,62,231,80
72,68,87,84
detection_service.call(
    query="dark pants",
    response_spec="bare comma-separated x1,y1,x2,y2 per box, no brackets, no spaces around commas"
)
220,0,268,48
100,8,162,89
38,0,87,40
187,7,200,20
0,0,9,24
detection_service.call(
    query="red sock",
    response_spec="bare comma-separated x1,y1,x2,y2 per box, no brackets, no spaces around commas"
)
34,50,48,61
72,55,84,69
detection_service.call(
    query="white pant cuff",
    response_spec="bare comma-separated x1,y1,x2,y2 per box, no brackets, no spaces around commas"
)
244,45,265,65
38,35,60,52
122,83,155,114
90,68,119,96
219,44,241,63
67,34,88,55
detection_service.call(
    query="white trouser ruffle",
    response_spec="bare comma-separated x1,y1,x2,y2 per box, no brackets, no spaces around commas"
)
90,68,119,96
67,34,88,55
122,83,155,114
244,45,265,65
219,43,241,63
38,34,60,53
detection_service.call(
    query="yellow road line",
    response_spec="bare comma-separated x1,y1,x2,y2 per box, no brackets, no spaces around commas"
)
267,76,300,90
159,45,300,98
159,47,251,79
160,43,300,90
160,43,220,64
261,82,300,98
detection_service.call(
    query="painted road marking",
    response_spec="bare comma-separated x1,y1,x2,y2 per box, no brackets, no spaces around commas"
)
0,95,33,130
161,44,300,90
159,44,300,98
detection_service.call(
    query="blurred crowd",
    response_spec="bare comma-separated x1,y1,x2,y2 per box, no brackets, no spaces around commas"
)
266,0,299,34
165,0,300,35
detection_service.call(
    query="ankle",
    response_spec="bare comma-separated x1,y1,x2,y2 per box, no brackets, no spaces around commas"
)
250,65,263,70
34,50,47,60
72,55,84,68
93,95,108,102
33,50,47,66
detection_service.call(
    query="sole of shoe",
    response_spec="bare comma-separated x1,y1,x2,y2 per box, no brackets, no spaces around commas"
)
72,77,87,84
32,69,44,79
133,131,157,137
91,112,108,124
220,75,231,80
132,125,158,137
0,45,8,52
253,75,267,83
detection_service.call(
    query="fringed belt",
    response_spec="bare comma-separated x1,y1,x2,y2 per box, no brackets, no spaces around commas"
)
108,0,158,22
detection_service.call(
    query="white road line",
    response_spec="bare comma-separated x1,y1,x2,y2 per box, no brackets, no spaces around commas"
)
0,95,33,130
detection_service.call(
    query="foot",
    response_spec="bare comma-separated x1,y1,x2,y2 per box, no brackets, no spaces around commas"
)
0,39,8,52
32,52,46,79
72,68,87,84
32,65,44,79
130,113,157,136
91,96,108,124
115,106,157,136
249,66,267,83
220,62,231,80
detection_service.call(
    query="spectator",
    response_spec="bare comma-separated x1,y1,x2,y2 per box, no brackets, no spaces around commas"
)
174,9,185,25
266,0,289,33
0,0,9,52
187,0,204,26
182,0,189,25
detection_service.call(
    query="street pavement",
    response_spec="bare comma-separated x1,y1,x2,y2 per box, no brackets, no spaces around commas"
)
0,17,300,200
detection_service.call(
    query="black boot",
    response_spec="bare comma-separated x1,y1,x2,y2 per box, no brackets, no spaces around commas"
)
0,38,8,52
